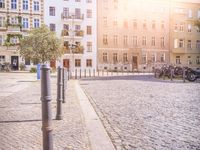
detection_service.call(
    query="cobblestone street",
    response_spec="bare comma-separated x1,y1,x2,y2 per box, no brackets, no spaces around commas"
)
0,73,90,150
80,76,200,150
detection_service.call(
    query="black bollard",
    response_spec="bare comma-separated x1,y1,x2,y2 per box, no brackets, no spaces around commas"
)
84,69,86,78
41,64,53,150
62,68,66,103
80,69,81,78
183,68,186,83
56,67,63,120
75,69,77,79
170,69,174,81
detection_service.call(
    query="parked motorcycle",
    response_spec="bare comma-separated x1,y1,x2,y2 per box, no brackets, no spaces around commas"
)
187,68,200,82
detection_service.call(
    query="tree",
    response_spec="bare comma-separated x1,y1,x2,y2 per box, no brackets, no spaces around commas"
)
19,25,62,64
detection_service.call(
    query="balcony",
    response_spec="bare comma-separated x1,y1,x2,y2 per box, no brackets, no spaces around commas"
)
75,30,84,37
7,25,21,33
63,44,84,54
61,13,84,22
171,48,186,54
61,29,84,40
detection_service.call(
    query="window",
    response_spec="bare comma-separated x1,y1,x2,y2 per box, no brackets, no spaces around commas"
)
103,17,107,27
113,35,118,45
75,59,81,67
87,42,92,52
23,0,28,10
22,18,29,28
86,59,92,67
161,53,165,62
132,36,137,46
152,20,156,29
63,7,69,17
176,56,181,64
123,53,128,63
63,24,69,30
142,53,147,64
87,9,92,18
75,25,80,31
180,23,184,32
11,0,17,9
161,37,164,48
196,56,200,64
113,18,118,26
187,40,192,49
75,8,81,19
161,21,164,29
188,24,192,32
75,0,81,2
34,19,40,28
143,20,147,29
10,17,18,24
103,53,107,63
0,17,5,27
151,53,156,62
50,24,55,31
49,7,55,16
174,23,178,31
113,53,118,63
86,0,92,3
0,0,5,8
87,26,92,35
123,35,128,46
142,36,146,46
133,19,137,29
188,9,192,18
179,39,184,48
25,58,30,65
196,40,200,49
0,55,5,63
151,37,155,46
33,1,39,11
187,56,192,65
103,34,108,45
10,36,18,44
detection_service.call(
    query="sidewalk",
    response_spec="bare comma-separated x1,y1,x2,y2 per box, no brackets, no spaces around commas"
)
0,77,91,149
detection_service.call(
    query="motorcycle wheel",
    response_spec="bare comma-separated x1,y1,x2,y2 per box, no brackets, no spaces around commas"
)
187,72,196,82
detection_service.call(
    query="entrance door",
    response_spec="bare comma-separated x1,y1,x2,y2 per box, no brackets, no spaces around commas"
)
11,56,19,70
63,59,69,69
132,56,138,71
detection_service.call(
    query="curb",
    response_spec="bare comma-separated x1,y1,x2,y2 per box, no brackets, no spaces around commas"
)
75,80,115,150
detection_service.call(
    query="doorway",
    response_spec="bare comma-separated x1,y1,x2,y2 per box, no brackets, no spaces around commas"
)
132,56,138,71
11,56,19,70
63,59,69,69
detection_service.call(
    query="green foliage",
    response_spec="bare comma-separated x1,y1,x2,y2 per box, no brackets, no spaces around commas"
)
19,25,62,64
30,67,37,73
19,62,26,71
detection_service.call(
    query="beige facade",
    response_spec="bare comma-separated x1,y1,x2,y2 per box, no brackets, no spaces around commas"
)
0,0,44,70
170,1,200,67
97,0,170,72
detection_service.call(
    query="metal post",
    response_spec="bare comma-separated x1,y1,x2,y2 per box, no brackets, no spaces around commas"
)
75,69,77,79
183,68,185,83
62,68,66,103
163,70,165,80
80,69,81,78
40,64,53,150
84,69,86,78
170,69,174,81
56,66,63,120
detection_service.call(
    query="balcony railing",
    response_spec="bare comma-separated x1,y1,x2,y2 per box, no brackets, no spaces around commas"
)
63,45,84,54
61,13,84,20
75,30,84,36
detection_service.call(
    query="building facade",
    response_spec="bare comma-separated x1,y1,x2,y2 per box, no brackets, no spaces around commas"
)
0,0,44,70
44,0,97,72
170,0,200,67
97,0,170,72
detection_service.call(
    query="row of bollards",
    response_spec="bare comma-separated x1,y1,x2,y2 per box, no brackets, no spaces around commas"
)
41,65,68,150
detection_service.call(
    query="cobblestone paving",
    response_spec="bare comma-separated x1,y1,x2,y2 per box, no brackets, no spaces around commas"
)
80,76,200,150
0,73,90,150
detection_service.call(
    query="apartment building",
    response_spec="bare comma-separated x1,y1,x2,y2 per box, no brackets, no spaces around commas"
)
170,0,200,67
44,0,97,71
0,0,44,70
97,0,170,72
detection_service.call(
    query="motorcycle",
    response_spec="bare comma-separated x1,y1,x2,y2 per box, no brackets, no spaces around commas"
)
187,68,200,82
